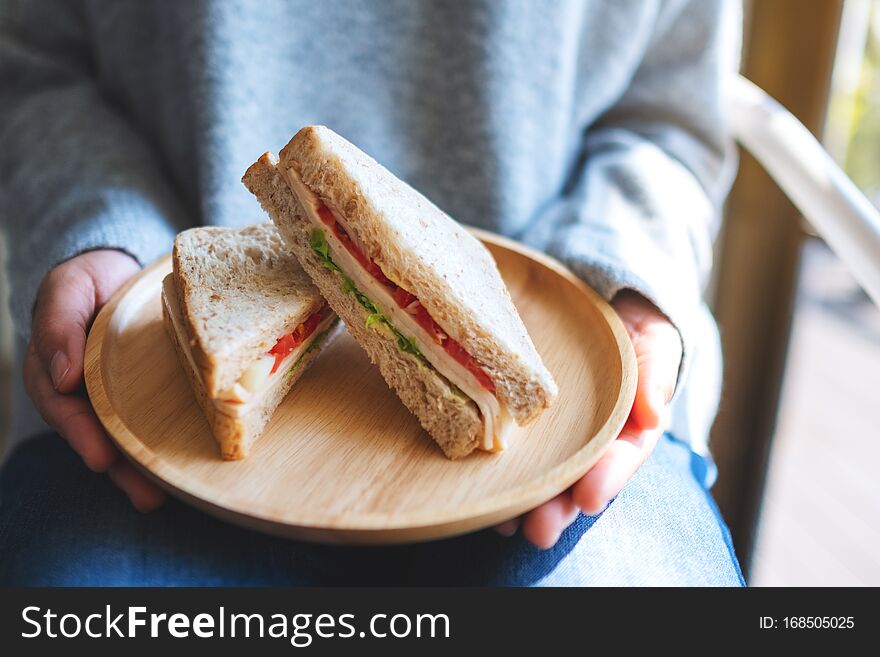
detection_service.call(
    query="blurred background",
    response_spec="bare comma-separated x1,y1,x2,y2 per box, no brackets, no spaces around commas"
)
0,0,877,585
710,0,880,586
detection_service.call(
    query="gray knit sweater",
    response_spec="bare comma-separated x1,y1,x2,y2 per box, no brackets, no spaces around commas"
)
0,0,739,455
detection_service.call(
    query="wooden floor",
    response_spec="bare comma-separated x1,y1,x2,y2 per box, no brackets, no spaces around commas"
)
751,240,880,586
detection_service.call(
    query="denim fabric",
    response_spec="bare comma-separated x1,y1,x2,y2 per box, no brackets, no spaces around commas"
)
0,433,743,586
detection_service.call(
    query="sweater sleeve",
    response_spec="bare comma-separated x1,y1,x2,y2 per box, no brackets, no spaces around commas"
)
520,0,740,396
0,0,189,339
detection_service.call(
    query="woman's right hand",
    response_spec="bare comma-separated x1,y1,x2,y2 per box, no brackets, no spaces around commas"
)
23,249,166,511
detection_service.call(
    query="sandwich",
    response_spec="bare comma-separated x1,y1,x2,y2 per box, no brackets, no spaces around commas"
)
161,222,341,459
243,126,557,459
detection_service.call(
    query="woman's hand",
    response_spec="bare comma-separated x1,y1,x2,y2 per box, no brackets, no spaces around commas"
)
495,290,683,548
23,249,166,511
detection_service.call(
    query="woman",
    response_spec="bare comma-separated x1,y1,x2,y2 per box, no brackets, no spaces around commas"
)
0,0,742,585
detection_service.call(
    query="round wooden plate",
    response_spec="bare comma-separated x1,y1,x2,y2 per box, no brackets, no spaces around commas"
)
85,230,636,545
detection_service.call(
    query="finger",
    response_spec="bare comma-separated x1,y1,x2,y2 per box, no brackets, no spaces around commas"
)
494,517,521,537
107,460,166,512
572,427,663,515
31,265,95,393
24,346,119,472
521,491,579,550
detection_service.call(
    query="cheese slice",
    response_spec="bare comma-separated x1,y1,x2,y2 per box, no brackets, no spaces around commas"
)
283,166,512,451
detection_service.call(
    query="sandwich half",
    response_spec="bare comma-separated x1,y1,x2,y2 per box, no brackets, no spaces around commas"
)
161,222,341,459
243,126,557,459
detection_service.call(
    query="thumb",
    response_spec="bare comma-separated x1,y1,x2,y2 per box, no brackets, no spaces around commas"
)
613,292,682,432
630,344,679,431
32,262,97,394
32,251,141,393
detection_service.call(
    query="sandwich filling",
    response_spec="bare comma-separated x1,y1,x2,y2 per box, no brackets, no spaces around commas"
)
163,276,336,417
215,303,336,410
283,167,512,451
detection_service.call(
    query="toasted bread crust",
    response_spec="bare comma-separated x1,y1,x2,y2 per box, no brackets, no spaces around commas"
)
243,155,482,459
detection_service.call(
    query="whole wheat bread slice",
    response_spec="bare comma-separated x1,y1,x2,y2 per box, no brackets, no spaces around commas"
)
173,222,326,398
267,126,557,424
243,126,557,424
243,155,482,458
162,273,341,459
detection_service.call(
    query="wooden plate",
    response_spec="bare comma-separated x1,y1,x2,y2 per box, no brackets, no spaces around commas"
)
85,230,636,544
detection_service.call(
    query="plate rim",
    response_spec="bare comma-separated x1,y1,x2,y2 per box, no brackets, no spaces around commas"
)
85,229,637,543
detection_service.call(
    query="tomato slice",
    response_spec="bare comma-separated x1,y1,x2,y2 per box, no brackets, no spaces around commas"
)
317,206,336,227
443,339,497,393
316,200,496,393
392,287,417,309
334,228,394,287
267,304,329,374
409,304,440,341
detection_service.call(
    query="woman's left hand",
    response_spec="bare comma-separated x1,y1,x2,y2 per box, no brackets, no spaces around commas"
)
494,290,683,548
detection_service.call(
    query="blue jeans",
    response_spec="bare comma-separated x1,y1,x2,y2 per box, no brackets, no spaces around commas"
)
0,433,743,586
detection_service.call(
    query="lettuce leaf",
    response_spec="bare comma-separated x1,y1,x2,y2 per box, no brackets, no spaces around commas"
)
340,276,356,294
309,229,430,367
396,334,423,358
310,229,341,273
